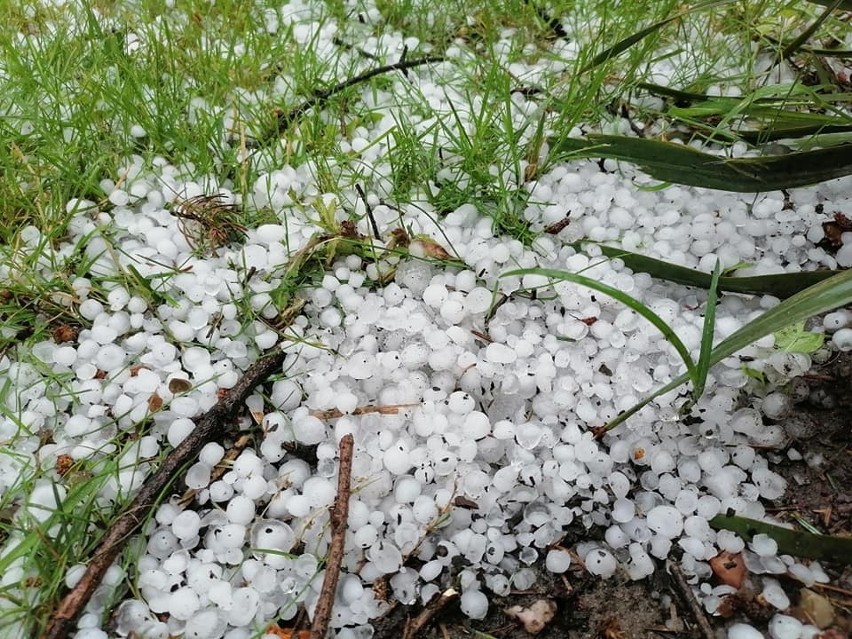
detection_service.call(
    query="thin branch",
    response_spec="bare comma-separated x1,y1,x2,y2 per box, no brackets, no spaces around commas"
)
257,55,444,147
402,588,459,639
310,434,355,639
41,344,297,638
667,560,716,639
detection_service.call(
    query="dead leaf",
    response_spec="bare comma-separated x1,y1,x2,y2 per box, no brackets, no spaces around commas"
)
168,378,192,394
504,599,557,635
798,588,835,629
710,550,746,589
147,393,163,412
411,237,453,261
263,628,310,639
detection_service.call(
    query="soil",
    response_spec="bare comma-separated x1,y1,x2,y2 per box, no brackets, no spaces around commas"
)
366,353,852,639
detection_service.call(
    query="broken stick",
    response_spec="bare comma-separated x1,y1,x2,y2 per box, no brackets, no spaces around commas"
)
310,433,355,639
41,350,288,639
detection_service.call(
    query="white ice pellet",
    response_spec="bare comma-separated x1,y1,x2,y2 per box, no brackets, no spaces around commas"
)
226,495,255,525
384,441,413,475
646,505,684,538
485,343,516,364
769,614,803,639
831,327,852,351
186,463,211,489
459,589,488,619
584,548,617,578
184,609,221,639
750,533,778,557
761,579,790,609
728,623,765,639
167,587,200,621
545,549,571,573
292,414,326,445
172,511,201,540
167,418,196,448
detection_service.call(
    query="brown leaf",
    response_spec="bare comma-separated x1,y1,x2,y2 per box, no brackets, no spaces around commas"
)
52,324,78,344
147,393,163,412
798,588,835,629
710,551,746,589
168,378,192,394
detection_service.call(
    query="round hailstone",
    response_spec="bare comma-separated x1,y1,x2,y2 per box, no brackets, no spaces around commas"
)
172,511,202,540
545,549,571,573
584,549,617,578
485,343,516,364
168,587,200,621
459,589,488,620
463,411,491,440
368,541,403,574
761,579,790,609
832,327,852,351
646,506,684,538
227,587,260,626
95,344,127,372
185,463,211,490
611,498,635,524
751,468,786,500
184,609,222,639
167,418,196,448
750,533,778,557
465,287,492,315
225,495,255,525
292,414,326,445
728,623,765,639
383,440,413,475
768,614,803,639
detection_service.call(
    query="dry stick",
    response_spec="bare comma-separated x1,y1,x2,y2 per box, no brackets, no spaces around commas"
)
402,588,459,639
41,351,288,639
666,561,716,639
257,55,444,147
310,434,355,639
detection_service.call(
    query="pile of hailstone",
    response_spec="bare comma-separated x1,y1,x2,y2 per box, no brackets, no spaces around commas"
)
3,6,852,639
9,154,847,639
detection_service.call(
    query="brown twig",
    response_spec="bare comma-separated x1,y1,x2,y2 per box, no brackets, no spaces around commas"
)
666,561,715,639
177,432,254,508
310,434,355,639
402,588,459,639
41,351,292,639
309,403,420,420
257,55,444,147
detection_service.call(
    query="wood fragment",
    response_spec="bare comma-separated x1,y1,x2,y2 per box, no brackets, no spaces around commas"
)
402,588,459,639
667,561,716,639
40,292,308,639
309,403,420,420
310,434,355,639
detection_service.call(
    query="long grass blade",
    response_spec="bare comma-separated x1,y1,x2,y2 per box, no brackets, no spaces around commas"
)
503,267,698,385
605,267,852,430
781,0,844,59
580,0,740,72
553,134,852,191
692,260,721,401
571,242,838,298
710,514,852,564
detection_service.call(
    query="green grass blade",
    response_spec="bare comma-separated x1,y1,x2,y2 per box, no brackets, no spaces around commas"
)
710,514,852,564
781,0,845,59
804,0,852,10
692,260,721,401
606,267,852,430
571,241,838,298
553,135,852,192
502,267,698,385
580,0,740,72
